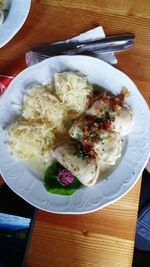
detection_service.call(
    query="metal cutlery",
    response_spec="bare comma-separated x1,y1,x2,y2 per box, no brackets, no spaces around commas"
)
32,33,135,55
33,40,134,62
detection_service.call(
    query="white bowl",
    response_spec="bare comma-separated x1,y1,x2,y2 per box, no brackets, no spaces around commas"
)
0,0,31,48
0,55,150,214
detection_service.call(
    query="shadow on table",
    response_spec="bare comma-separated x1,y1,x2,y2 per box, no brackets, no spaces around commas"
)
132,169,150,267
132,249,150,267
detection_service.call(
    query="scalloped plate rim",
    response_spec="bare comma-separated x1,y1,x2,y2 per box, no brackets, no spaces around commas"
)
0,55,150,214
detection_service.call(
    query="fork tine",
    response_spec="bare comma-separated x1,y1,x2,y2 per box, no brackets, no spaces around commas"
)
37,53,50,61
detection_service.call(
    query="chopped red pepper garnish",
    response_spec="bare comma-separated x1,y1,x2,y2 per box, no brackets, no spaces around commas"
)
74,91,128,161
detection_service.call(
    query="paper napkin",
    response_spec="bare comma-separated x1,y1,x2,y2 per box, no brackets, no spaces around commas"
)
26,26,117,66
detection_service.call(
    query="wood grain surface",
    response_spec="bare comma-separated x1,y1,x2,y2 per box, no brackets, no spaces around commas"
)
0,0,150,267
26,182,141,267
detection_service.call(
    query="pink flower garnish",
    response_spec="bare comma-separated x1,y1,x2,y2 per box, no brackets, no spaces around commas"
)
57,168,74,186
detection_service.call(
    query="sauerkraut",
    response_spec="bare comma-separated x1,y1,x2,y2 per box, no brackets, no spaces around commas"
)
22,84,65,131
54,72,93,113
7,121,55,164
7,71,93,164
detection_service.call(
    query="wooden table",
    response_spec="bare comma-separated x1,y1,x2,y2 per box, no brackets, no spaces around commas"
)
0,1,150,267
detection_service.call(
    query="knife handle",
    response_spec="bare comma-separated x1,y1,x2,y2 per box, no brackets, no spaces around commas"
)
32,40,78,54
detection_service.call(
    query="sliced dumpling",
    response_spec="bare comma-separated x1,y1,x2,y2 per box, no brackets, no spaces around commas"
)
97,160,112,174
86,98,109,117
53,143,99,186
86,98,133,136
93,131,122,165
69,118,122,165
69,118,85,140
111,104,133,136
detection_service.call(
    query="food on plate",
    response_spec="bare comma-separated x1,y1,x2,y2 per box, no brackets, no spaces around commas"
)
44,162,81,196
7,121,55,165
86,89,133,136
6,71,93,168
0,0,10,25
53,142,99,186
6,70,133,196
69,116,122,165
53,71,93,113
69,90,133,163
93,131,121,165
22,84,65,132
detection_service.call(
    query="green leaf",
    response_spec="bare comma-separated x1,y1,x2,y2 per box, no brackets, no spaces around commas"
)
74,147,84,159
44,162,81,196
98,116,104,122
76,132,83,140
89,133,96,141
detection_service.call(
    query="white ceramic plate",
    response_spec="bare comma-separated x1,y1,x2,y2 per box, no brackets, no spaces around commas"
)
0,56,150,214
0,0,31,48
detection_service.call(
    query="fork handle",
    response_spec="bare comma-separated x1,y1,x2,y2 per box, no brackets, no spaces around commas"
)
67,40,134,54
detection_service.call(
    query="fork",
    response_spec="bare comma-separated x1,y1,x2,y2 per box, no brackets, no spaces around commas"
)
34,40,134,62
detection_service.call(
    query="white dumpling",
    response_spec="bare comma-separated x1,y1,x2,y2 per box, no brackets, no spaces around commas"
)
112,105,133,136
86,99,107,117
53,143,99,187
69,118,122,165
93,131,122,165
97,160,112,174
86,99,133,136
69,119,84,140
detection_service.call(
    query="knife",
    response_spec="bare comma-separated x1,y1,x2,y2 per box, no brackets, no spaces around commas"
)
32,33,135,54
35,40,134,62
